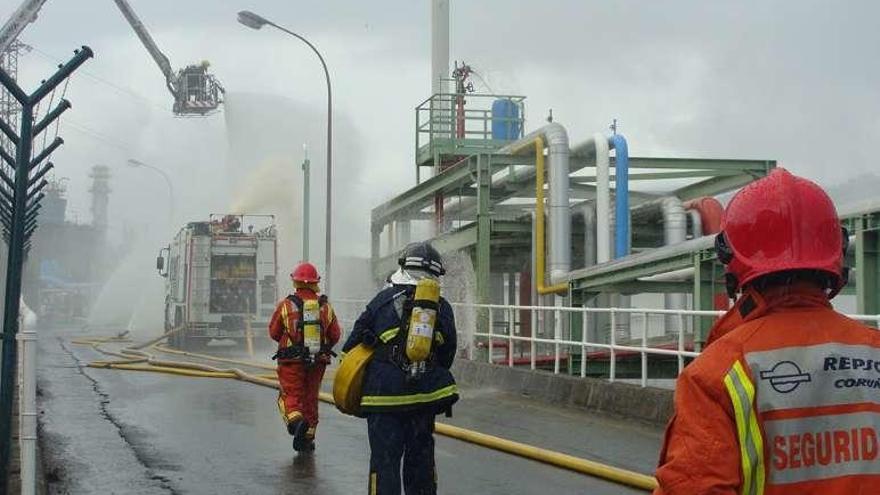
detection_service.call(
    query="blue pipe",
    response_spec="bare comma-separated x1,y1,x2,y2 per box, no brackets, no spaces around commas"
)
609,134,629,258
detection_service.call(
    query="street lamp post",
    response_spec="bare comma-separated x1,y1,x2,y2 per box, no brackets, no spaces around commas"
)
302,144,310,261
237,10,333,294
127,158,174,228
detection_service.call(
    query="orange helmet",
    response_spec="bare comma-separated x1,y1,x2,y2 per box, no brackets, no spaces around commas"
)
290,262,320,283
715,168,846,295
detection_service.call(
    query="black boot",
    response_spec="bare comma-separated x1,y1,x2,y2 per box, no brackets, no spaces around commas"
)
302,438,315,452
287,417,303,436
292,420,310,452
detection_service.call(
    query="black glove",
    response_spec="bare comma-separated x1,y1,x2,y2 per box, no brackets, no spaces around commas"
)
361,330,378,347
315,351,333,365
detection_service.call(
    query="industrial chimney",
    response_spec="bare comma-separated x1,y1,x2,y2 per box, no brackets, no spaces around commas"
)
89,165,111,233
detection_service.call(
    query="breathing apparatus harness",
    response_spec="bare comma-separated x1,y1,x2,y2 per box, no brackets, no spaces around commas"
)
272,294,337,365
376,279,442,382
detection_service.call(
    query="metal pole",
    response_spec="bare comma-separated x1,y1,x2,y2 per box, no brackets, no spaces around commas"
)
324,71,332,295
507,307,514,368
641,312,648,388
302,147,310,261
0,46,92,490
17,321,35,495
487,307,493,365
0,104,32,489
609,310,617,382
554,306,561,375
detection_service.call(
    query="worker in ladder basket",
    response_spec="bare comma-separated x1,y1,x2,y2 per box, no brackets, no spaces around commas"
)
655,168,880,494
342,242,459,495
269,262,341,452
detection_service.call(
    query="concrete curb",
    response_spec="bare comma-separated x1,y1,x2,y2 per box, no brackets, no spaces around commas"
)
452,360,674,426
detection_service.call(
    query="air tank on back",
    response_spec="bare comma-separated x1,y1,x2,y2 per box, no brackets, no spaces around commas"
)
491,98,520,140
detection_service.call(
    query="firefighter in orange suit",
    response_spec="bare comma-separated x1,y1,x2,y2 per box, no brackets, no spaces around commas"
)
269,262,341,452
655,168,880,494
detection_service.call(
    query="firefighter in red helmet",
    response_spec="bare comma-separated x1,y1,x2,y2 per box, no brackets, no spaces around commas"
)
654,168,880,494
269,262,341,452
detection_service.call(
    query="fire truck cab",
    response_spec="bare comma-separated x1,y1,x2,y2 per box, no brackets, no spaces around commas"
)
157,214,277,349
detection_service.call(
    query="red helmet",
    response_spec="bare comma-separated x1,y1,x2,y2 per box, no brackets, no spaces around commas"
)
290,262,321,283
716,168,845,293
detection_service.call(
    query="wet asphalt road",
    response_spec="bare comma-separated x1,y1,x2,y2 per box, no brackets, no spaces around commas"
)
37,327,660,494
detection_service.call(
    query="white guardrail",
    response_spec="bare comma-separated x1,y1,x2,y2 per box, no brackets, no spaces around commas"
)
333,299,880,388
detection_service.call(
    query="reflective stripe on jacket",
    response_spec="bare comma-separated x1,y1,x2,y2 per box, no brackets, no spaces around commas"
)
655,283,880,495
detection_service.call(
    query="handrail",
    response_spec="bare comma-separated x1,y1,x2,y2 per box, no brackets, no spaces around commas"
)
415,93,526,158
415,92,526,108
335,298,880,321
331,298,880,387
453,302,722,316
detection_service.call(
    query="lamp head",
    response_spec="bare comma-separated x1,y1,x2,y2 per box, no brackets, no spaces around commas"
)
238,11,269,30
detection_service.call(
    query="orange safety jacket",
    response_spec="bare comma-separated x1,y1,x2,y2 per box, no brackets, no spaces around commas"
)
268,288,341,352
655,283,880,495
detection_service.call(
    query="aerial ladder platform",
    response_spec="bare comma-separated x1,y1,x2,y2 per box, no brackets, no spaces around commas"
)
1,0,224,116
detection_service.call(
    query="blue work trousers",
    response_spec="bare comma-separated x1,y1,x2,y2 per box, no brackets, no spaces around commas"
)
367,409,437,495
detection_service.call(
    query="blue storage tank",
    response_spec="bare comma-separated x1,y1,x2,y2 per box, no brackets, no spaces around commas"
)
491,99,520,140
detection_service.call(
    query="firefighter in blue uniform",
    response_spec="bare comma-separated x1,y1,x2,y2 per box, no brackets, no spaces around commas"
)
342,242,458,495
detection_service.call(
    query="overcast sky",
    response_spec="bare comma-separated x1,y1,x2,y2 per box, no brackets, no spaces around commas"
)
3,0,880,263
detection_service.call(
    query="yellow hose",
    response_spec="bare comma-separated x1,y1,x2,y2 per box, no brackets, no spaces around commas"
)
88,362,239,379
152,344,275,371
76,334,656,491
435,423,657,491
510,137,568,295
71,336,130,347
76,332,277,384
313,390,654,489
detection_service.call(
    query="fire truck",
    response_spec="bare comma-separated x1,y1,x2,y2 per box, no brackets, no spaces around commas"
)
156,214,277,349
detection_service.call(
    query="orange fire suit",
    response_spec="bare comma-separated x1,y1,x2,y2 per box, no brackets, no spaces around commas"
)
655,283,880,495
268,288,341,437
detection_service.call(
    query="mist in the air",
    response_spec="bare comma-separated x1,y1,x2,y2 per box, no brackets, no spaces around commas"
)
81,91,375,334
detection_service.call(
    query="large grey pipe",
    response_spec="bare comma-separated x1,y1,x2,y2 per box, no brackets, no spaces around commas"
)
578,202,597,269
545,125,571,282
593,134,611,264
663,197,687,246
443,123,572,283
577,202,599,341
444,123,588,220
507,123,572,283
662,197,688,334
688,209,702,239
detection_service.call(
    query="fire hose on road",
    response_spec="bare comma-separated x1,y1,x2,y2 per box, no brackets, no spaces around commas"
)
72,332,658,492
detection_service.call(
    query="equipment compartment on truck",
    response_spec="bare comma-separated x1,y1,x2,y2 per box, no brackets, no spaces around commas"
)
157,214,277,350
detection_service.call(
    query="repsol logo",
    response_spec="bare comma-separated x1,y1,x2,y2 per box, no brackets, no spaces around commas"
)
773,427,879,471
823,356,880,373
